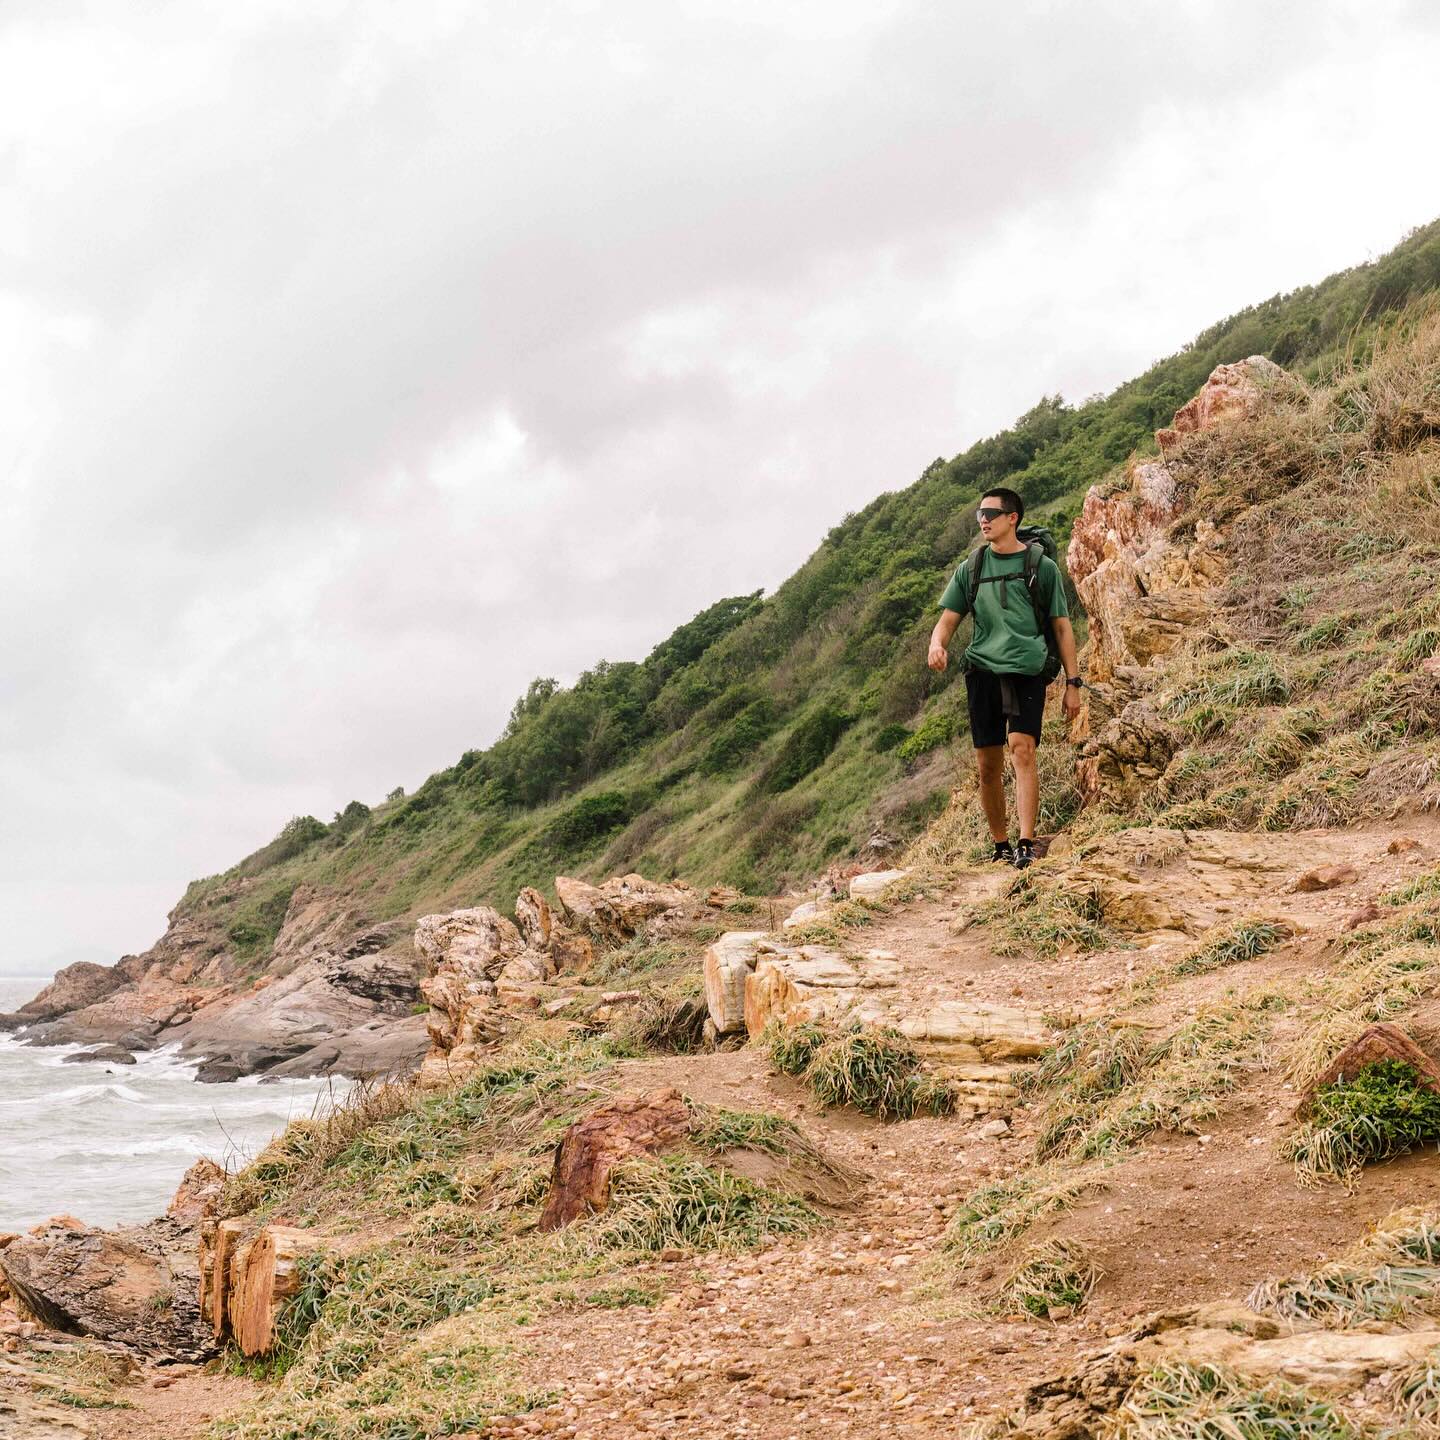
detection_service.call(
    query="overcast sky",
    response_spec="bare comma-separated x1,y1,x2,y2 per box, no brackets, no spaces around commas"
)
3,2,1439,976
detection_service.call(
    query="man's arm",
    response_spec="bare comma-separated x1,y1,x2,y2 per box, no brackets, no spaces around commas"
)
928,610,962,672
1052,616,1079,678
1051,615,1082,717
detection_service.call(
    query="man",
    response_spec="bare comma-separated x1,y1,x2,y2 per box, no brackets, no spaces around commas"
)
927,488,1082,869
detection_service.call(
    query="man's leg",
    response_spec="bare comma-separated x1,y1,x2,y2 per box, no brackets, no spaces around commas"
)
1007,732,1039,840
975,746,1008,841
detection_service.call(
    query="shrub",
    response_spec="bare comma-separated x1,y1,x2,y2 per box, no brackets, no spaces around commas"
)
872,722,910,753
767,1020,957,1121
762,705,855,792
543,791,633,850
895,706,957,762
1285,1059,1440,1186
700,698,777,774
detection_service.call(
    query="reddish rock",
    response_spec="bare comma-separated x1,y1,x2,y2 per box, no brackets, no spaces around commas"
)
1294,864,1359,893
1343,903,1383,932
1388,837,1422,855
167,1157,225,1226
539,1088,692,1230
1300,1023,1440,1115
200,1221,328,1356
1155,355,1283,451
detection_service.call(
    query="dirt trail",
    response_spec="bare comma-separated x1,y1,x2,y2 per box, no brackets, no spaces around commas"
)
68,815,1440,1438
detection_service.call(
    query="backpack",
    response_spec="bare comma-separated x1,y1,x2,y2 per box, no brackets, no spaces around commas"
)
960,525,1063,683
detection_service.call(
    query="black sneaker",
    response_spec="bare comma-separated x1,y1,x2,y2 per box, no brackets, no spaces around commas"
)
1014,839,1036,870
990,840,1014,864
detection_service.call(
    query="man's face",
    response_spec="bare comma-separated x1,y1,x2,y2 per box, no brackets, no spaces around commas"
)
978,497,1018,544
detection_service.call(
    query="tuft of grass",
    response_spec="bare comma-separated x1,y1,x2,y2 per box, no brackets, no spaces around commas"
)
1284,1058,1440,1187
986,869,1119,960
1172,917,1289,977
1388,1348,1440,1437
993,1237,1102,1321
766,1018,831,1076
595,1155,819,1253
1249,1212,1440,1327
944,1165,1103,1262
1026,1002,1277,1163
1116,1362,1365,1440
767,1019,957,1120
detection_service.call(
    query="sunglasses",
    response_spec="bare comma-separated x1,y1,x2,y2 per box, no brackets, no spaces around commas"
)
976,506,1012,522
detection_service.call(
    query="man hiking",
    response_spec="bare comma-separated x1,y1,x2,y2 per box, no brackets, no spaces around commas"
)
928,488,1082,870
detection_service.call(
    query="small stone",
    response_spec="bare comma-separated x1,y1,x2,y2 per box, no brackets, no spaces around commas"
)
1294,863,1358,893
782,1332,812,1348
977,1119,1009,1139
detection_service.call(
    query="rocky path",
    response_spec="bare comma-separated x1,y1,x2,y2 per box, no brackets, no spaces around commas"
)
39,816,1440,1438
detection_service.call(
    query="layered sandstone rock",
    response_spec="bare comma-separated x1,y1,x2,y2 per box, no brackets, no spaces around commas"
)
539,1088,693,1230
0,1216,210,1360
554,874,694,944
1068,356,1288,807
990,1300,1440,1438
703,930,1049,1112
200,1220,328,1356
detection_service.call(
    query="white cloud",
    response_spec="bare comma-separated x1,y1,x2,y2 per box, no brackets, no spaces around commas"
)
1,0,1438,972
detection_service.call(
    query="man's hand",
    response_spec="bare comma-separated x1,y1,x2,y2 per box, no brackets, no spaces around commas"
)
1062,682,1082,719
927,638,949,673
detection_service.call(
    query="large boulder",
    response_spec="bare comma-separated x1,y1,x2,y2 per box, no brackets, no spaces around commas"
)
8,962,126,1022
554,874,694,945
171,952,424,1081
0,1216,212,1360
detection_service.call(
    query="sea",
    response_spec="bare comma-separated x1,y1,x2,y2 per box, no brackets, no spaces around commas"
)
0,976,347,1233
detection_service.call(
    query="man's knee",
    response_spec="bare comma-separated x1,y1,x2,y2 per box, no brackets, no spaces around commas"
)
1007,732,1038,767
975,746,1005,782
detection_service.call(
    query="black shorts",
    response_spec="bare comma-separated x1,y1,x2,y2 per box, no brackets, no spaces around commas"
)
965,668,1048,749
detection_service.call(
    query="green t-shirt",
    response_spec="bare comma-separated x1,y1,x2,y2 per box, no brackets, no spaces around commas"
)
937,547,1069,676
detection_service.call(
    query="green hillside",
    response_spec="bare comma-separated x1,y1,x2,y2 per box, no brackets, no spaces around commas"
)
184,220,1440,959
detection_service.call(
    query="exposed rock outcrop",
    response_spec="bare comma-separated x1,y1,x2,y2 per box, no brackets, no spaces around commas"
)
200,1219,328,1356
704,929,1048,1114
6,884,425,1080
418,873,688,1086
988,1300,1440,1438
0,1216,211,1360
1068,356,1287,808
554,874,696,944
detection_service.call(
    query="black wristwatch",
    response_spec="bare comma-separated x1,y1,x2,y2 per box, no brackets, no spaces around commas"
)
1066,676,1085,688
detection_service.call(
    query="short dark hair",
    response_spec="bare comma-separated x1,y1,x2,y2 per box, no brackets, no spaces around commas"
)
983,487,1025,522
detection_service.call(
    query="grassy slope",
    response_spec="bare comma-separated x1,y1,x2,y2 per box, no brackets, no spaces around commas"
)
179,220,1440,966
192,304,1440,1440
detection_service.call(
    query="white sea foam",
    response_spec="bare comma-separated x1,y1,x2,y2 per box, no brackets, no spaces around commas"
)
0,976,347,1231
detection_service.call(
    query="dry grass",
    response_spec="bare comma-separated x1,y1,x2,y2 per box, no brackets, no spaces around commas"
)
1249,1208,1440,1323
992,1237,1102,1321
1113,1361,1364,1440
